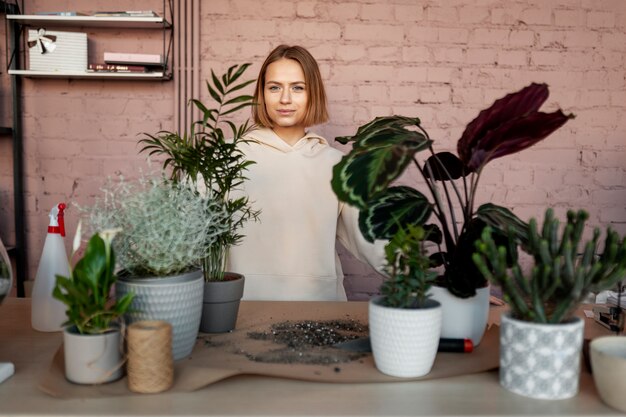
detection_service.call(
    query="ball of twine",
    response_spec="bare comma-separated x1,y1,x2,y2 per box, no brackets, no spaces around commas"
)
126,320,174,394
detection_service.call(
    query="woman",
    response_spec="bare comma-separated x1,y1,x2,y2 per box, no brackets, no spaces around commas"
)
227,45,385,301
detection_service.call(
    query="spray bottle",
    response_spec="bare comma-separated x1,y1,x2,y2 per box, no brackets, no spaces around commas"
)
31,203,70,332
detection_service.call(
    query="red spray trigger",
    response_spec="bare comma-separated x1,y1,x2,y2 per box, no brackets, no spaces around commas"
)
57,203,66,237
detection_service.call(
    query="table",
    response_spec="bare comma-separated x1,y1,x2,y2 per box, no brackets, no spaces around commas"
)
0,298,622,417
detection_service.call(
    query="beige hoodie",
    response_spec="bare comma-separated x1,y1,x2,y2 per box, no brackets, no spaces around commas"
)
227,128,386,301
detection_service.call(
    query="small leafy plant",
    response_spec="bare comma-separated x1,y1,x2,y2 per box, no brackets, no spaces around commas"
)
473,208,626,323
53,227,134,335
332,83,573,298
140,63,259,281
84,176,229,277
382,225,438,309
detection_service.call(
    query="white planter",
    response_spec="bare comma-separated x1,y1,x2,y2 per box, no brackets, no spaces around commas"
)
116,269,204,361
428,285,490,346
500,313,584,400
63,327,123,384
369,296,442,378
590,336,626,412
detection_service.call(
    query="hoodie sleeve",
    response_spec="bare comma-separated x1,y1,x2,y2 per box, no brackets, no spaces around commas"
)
336,202,387,276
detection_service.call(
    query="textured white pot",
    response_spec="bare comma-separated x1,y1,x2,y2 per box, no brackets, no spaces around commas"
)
63,327,123,384
500,313,584,400
116,268,204,361
428,285,490,346
369,296,442,378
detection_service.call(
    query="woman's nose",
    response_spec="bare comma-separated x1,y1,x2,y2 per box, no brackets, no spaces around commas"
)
280,89,291,104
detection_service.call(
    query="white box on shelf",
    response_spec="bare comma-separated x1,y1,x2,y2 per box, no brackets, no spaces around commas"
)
103,52,163,65
28,29,87,72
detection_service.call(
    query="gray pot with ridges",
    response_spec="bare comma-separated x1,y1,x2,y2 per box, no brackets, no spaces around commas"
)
200,272,244,333
115,268,204,361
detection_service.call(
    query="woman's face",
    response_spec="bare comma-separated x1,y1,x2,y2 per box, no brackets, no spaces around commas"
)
263,58,308,139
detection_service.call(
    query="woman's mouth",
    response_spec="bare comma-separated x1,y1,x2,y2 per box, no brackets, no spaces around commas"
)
277,110,295,116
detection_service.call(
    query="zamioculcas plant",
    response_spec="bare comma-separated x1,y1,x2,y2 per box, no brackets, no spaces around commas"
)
332,83,574,298
473,208,626,324
140,63,259,281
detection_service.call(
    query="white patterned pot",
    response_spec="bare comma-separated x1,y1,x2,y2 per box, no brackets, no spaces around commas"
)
116,269,204,361
63,327,123,384
500,313,584,400
369,296,442,378
428,284,490,346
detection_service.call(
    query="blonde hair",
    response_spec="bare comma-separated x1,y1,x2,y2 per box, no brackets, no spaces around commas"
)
253,45,328,128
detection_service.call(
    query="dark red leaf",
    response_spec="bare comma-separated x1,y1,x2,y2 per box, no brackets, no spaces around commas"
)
423,151,466,181
457,83,550,166
466,109,574,170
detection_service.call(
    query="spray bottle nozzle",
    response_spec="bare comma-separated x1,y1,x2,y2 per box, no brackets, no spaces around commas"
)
47,203,67,236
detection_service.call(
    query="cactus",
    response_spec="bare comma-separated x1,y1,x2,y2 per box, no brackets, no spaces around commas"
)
473,208,626,323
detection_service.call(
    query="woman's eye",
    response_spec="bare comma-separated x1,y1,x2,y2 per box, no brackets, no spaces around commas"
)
292,85,305,92
268,86,280,92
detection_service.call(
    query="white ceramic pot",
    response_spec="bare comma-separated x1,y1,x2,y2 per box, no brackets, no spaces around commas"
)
369,296,442,378
500,313,584,400
116,268,204,361
428,285,490,346
590,336,626,412
63,327,123,384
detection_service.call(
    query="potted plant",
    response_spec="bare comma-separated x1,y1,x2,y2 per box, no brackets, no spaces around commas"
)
84,175,229,359
473,208,626,399
52,226,134,384
369,224,441,378
140,63,259,333
331,83,573,345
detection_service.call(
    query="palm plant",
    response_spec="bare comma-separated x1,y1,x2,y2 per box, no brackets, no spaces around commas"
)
332,83,574,298
140,63,259,281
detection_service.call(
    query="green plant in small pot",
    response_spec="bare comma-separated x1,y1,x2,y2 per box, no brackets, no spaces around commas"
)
53,226,134,384
369,224,441,378
140,63,259,333
84,175,229,359
331,83,573,345
473,208,626,400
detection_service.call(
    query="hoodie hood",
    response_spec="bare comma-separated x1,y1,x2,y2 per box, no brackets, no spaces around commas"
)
246,128,329,155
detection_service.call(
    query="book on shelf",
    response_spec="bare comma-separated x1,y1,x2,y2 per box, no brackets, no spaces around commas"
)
92,10,158,17
87,63,157,73
103,52,163,66
35,11,88,16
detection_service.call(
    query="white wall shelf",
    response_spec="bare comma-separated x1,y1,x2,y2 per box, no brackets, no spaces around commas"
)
6,14,171,29
8,69,170,80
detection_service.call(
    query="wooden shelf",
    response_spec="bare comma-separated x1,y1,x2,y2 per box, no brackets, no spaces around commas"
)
8,69,170,80
6,14,171,28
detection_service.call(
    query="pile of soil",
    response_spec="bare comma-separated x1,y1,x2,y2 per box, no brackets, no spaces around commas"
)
244,319,369,365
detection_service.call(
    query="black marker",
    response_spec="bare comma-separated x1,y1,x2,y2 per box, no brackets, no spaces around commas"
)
438,338,473,353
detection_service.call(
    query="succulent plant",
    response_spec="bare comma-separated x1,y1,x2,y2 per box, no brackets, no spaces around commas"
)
332,83,574,298
381,225,438,309
473,208,626,323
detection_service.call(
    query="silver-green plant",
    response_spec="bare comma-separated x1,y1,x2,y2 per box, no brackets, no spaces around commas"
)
84,175,229,277
473,208,626,323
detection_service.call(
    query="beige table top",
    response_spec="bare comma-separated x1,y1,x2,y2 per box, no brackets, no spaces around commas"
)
0,297,622,417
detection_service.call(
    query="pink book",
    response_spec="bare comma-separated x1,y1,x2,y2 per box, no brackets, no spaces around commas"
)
103,52,163,65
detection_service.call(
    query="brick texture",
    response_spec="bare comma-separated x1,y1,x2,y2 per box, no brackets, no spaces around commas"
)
1,0,624,301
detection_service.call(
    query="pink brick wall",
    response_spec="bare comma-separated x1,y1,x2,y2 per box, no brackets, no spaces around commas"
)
1,0,625,300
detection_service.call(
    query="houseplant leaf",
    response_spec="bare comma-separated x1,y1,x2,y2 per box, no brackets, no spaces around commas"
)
457,83,574,172
423,151,465,181
357,186,432,242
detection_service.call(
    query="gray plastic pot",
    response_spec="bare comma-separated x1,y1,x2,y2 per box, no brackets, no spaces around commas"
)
200,272,244,333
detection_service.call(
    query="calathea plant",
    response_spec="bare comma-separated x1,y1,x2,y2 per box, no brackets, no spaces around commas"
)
332,83,574,298
140,63,259,281
473,208,626,323
53,226,134,334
